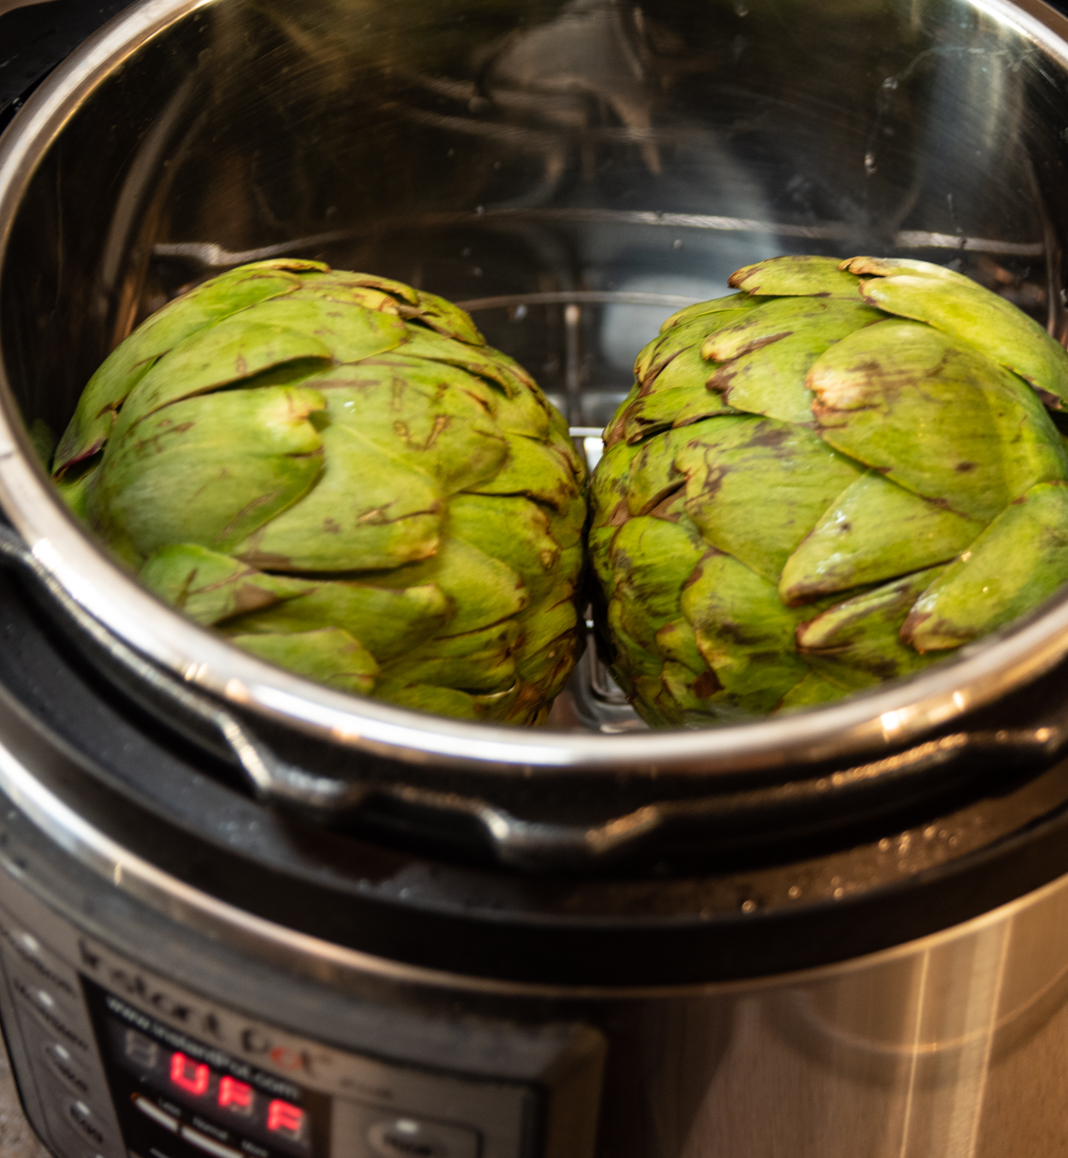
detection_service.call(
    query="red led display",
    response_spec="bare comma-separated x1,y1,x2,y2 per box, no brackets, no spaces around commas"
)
170,1052,210,1096
267,1099,306,1141
218,1076,254,1116
165,1051,305,1142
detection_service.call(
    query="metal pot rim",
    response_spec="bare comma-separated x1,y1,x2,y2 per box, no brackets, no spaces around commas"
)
2,0,1068,778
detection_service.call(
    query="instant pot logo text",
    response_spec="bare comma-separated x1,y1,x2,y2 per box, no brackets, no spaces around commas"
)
77,938,338,1085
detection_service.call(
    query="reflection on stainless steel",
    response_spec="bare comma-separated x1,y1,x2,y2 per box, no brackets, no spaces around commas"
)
3,0,1068,791
0,0,55,16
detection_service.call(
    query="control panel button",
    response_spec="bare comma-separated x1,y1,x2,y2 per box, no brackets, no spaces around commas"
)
10,975,91,1052
180,1125,244,1158
132,1093,180,1133
43,1041,92,1097
367,1116,480,1158
66,1099,111,1150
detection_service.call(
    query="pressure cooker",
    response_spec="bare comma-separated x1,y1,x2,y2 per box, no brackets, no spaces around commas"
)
3,0,1068,1155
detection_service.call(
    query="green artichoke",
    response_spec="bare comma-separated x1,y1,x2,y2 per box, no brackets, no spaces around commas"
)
591,255,1068,727
53,259,586,725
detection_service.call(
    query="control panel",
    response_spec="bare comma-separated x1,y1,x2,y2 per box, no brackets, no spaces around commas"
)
0,886,603,1158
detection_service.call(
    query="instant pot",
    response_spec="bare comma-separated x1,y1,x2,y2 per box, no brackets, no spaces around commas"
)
7,0,1068,1155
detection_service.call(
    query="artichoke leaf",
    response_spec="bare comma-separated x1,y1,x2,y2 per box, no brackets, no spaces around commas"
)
306,269,420,306
378,619,520,693
622,381,734,444
491,379,557,442
236,424,443,572
591,440,640,525
710,301,884,425
654,292,759,337
369,536,528,637
903,481,1068,651
140,543,306,626
677,416,864,583
607,598,662,683
640,313,749,387
680,551,811,711
729,255,864,299
604,383,644,447
373,679,519,722
56,460,99,523
305,364,510,493
407,289,486,345
96,386,326,562
232,627,378,696
844,256,1068,406
223,580,450,663
776,671,854,712
53,260,321,474
625,421,721,516
112,321,336,439
810,320,1068,520
399,329,532,398
589,526,620,602
449,494,564,606
779,471,982,604
516,598,579,666
610,516,706,648
466,434,579,511
703,296,873,364
798,566,945,685
226,295,409,364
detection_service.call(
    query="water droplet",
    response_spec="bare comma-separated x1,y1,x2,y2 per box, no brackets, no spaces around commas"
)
741,899,757,913
834,887,845,899
788,885,801,899
732,0,749,14
924,825,937,840
878,837,891,851
672,238,683,250
864,151,877,175
882,76,899,90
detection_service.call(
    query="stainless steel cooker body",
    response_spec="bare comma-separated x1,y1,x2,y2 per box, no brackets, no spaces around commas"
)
0,606,1066,1158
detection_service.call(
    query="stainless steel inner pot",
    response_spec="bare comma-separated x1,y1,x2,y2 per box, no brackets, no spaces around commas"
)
3,0,1068,794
